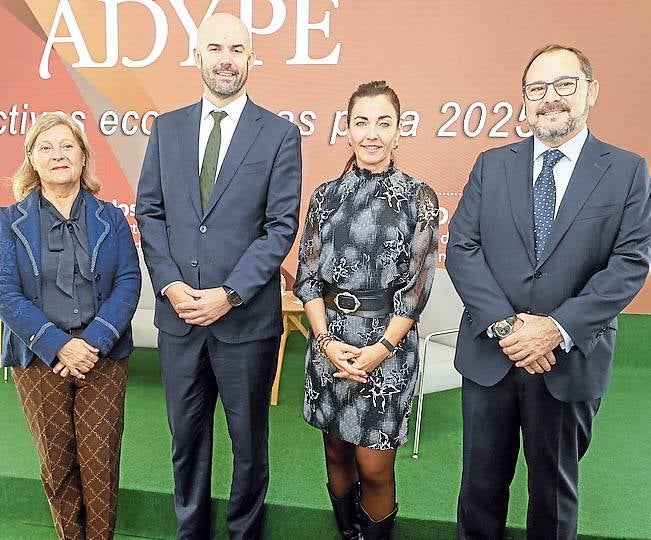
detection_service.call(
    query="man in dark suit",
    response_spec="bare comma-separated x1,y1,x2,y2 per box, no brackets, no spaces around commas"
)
135,13,301,540
447,44,650,539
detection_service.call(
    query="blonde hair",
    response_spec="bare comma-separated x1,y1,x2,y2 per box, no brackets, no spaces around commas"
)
12,112,100,201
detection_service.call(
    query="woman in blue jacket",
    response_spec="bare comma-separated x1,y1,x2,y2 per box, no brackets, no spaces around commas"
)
0,112,140,540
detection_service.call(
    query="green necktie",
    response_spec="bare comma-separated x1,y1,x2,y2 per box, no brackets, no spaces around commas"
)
200,110,228,210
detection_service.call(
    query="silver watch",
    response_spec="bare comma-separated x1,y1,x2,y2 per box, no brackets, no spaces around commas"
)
492,316,518,339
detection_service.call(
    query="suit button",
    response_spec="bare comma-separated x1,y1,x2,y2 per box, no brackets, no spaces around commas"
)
97,293,102,301
534,271,543,279
199,225,207,234
73,308,79,314
190,260,198,267
95,273,101,281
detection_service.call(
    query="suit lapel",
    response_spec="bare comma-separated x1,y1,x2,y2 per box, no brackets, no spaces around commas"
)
505,138,536,266
202,100,262,220
536,133,611,267
179,102,203,220
12,191,41,277
83,191,110,273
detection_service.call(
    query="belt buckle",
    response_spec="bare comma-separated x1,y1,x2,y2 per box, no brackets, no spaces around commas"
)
334,291,361,314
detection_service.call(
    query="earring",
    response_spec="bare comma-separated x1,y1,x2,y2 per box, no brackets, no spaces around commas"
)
347,140,352,147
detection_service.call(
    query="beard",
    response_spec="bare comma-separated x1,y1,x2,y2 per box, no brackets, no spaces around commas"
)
530,98,589,144
201,60,248,100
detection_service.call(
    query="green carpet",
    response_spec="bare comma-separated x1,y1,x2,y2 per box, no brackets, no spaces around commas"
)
1,314,649,539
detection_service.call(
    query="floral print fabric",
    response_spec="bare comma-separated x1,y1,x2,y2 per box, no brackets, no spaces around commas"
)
294,164,439,449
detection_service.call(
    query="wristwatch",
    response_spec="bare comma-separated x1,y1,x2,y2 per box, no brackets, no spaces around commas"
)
491,315,518,339
224,286,244,307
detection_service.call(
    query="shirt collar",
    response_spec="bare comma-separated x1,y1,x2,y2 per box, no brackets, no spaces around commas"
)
533,126,589,164
39,189,85,221
201,93,248,124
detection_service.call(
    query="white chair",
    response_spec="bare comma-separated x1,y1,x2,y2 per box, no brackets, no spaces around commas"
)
131,248,158,348
412,269,464,458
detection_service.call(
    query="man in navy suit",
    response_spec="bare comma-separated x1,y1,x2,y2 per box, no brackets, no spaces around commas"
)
447,44,650,539
136,13,301,540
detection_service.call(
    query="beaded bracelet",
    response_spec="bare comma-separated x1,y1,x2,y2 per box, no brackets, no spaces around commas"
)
319,337,334,355
315,331,330,348
315,331,334,355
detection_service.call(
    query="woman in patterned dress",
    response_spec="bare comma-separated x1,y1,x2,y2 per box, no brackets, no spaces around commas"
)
293,81,439,539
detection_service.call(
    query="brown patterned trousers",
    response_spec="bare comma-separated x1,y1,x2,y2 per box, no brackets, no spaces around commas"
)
13,356,128,540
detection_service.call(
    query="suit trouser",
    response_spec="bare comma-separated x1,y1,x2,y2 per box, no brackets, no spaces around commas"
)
457,367,600,540
13,356,128,540
158,326,279,540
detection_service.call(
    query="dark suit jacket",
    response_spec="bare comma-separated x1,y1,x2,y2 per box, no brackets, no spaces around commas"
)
135,98,302,343
0,190,141,367
446,133,651,402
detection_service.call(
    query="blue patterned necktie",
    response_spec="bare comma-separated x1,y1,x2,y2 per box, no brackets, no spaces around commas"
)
533,149,564,261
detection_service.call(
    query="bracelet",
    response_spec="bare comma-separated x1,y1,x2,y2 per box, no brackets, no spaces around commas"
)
315,331,330,347
379,337,395,353
320,337,334,355
315,331,327,346
315,331,335,355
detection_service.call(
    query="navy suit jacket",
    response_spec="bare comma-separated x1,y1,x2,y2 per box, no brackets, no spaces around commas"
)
135,98,302,342
0,190,141,367
447,133,651,402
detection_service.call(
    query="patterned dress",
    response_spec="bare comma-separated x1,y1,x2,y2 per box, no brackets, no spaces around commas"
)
293,164,439,449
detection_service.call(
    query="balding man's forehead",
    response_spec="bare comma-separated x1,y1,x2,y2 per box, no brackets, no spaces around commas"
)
197,14,251,49
525,50,583,82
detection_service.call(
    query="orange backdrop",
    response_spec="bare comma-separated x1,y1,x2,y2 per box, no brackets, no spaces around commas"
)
1,0,650,312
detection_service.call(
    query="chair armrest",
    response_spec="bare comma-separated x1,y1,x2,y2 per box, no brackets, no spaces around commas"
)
423,329,459,342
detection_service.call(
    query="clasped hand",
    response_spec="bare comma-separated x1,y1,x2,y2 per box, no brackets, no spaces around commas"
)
53,338,99,379
498,313,563,374
166,282,231,326
325,341,390,384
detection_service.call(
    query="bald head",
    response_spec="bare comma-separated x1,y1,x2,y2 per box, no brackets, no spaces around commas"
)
194,13,254,106
197,13,251,51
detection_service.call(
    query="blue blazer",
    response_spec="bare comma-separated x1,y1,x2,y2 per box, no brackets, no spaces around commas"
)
0,189,141,367
446,133,651,401
136,98,302,342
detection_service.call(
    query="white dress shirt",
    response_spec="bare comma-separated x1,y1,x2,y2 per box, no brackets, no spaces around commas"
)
532,127,588,217
161,93,248,296
198,93,248,180
488,128,589,351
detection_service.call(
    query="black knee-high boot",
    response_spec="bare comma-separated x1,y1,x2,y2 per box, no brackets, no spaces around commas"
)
327,482,362,539
359,504,398,540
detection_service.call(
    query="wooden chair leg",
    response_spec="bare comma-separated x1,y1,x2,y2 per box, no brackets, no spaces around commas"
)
288,314,309,339
271,316,290,406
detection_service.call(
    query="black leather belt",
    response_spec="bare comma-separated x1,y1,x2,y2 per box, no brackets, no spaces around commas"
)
323,284,404,317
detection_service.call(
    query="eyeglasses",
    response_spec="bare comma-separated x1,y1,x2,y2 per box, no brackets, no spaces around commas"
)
522,76,592,101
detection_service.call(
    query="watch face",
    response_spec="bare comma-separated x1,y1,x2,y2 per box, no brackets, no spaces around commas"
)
494,320,512,338
227,290,243,307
